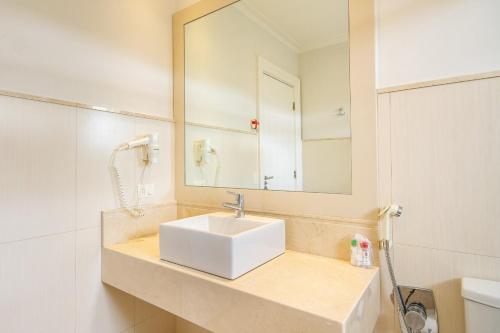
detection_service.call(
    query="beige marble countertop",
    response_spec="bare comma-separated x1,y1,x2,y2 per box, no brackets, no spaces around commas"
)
102,234,380,333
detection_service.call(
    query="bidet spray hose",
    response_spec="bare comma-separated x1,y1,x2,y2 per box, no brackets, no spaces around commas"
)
379,204,412,332
382,241,412,332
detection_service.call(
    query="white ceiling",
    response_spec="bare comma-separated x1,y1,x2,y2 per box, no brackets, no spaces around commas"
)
239,0,348,53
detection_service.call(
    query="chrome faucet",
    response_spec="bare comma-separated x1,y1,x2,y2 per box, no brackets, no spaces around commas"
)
223,191,245,218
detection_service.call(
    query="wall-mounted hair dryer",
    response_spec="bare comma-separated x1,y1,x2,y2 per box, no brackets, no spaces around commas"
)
110,133,159,217
117,133,159,165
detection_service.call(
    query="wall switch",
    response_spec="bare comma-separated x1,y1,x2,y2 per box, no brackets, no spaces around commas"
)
137,184,155,198
145,184,155,196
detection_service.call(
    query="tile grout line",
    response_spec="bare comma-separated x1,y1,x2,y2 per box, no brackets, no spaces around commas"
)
394,242,500,260
0,89,175,123
0,212,173,246
0,223,118,246
130,116,139,333
0,229,78,246
176,202,377,226
388,92,398,332
74,107,79,333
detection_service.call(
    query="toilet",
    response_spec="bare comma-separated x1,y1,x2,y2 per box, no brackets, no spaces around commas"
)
462,277,500,333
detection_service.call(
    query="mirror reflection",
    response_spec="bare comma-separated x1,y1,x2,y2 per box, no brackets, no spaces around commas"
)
184,0,351,194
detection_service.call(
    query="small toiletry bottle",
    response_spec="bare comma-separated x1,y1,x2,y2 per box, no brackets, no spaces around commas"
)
350,239,359,266
359,240,372,268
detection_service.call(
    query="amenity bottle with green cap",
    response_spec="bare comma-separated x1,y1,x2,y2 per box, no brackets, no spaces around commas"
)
350,238,360,266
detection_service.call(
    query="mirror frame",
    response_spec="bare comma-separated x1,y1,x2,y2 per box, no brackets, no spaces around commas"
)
174,0,377,221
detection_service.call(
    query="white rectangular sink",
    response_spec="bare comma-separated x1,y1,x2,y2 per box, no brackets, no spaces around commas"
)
159,212,285,279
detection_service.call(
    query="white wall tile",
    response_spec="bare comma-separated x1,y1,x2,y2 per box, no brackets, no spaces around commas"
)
1,1,177,332
0,232,75,333
76,109,136,229
0,95,76,243
76,227,135,333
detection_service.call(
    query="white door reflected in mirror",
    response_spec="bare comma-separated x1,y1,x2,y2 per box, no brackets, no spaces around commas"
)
184,0,351,194
259,60,302,191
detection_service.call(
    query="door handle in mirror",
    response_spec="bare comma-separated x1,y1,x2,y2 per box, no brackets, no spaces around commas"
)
264,175,274,190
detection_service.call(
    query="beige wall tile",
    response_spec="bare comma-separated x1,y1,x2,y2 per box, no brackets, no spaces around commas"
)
76,109,136,230
121,328,134,333
134,311,176,333
102,204,177,247
176,317,212,333
177,204,218,218
285,216,378,262
177,204,378,262
0,95,76,243
76,227,135,333
135,298,165,325
0,233,75,333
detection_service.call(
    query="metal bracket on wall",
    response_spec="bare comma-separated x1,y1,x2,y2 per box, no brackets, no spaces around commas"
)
393,286,439,333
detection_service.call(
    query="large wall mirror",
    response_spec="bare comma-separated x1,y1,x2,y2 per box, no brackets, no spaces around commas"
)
184,0,351,194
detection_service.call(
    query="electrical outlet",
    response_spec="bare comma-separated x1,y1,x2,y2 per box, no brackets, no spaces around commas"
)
137,184,155,199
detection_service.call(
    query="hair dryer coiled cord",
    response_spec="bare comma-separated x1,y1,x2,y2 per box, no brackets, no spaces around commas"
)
110,149,145,217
